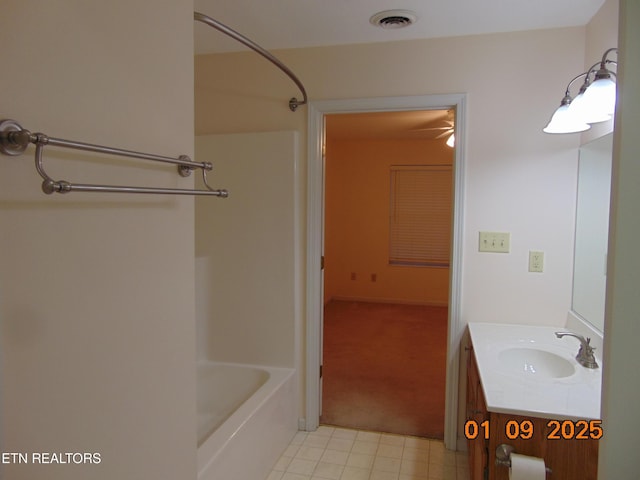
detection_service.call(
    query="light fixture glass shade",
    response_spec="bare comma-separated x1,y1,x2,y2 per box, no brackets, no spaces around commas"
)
567,92,612,124
446,133,455,147
581,76,616,120
543,104,591,134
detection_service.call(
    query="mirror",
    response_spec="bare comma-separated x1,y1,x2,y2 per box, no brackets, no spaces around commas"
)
571,133,613,333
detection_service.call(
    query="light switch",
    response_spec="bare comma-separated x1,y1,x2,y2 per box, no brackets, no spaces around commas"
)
478,231,510,253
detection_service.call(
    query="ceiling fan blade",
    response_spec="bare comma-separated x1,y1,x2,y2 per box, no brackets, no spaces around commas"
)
410,126,453,132
435,129,454,139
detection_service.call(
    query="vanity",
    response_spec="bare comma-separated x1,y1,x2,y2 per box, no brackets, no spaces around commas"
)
464,133,611,480
466,323,602,480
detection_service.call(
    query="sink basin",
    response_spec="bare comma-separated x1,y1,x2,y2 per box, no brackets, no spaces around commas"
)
468,322,602,420
498,347,576,379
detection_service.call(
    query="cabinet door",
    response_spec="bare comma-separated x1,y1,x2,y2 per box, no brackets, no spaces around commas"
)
488,413,599,480
466,347,488,480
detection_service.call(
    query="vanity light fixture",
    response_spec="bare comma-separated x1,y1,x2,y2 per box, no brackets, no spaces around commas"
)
543,48,618,134
543,84,591,134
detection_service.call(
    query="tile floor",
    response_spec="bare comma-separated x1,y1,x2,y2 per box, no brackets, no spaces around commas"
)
266,426,470,480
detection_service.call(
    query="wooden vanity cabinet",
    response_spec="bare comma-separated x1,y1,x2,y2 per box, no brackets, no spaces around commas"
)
466,346,488,480
466,346,599,480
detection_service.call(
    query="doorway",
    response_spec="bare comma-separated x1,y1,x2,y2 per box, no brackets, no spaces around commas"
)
320,109,453,438
305,95,466,450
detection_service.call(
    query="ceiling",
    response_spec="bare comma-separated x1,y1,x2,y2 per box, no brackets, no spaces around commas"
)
326,110,454,141
193,0,604,140
194,0,604,55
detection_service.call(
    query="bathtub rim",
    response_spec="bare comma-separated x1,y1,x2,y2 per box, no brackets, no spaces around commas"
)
196,360,296,477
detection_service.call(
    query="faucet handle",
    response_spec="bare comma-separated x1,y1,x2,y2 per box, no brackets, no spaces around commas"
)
555,331,599,369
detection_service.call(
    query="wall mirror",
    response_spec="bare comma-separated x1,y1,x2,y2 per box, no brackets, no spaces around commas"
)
571,133,613,333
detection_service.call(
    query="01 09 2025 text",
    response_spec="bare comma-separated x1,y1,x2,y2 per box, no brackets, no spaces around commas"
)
464,419,603,441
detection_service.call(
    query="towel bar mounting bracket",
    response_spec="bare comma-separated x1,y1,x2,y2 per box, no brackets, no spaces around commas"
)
0,119,29,156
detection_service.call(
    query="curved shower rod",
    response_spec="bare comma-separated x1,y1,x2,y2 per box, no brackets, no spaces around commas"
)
194,11,308,112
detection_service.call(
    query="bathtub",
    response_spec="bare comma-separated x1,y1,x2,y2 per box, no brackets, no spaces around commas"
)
196,361,297,480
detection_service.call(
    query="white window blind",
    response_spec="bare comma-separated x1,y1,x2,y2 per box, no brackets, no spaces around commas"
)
389,165,453,267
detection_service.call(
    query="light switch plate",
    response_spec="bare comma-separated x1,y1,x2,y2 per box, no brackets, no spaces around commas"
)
479,231,510,253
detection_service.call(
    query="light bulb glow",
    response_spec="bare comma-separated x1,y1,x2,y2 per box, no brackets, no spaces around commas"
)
568,91,612,124
543,104,591,134
581,76,616,120
446,133,455,147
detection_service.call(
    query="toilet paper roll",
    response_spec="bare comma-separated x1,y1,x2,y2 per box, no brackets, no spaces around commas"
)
509,453,546,480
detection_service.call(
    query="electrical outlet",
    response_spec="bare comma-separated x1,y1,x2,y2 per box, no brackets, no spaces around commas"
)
371,273,377,282
350,272,356,280
479,231,510,253
529,251,544,272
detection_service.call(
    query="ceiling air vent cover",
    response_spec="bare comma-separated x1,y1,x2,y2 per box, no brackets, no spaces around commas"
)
370,10,418,29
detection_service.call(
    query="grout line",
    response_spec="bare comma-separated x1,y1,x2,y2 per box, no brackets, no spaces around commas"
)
268,426,469,480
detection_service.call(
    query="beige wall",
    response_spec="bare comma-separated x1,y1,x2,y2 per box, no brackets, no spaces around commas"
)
600,0,640,476
196,26,586,327
0,2,196,479
324,138,452,305
196,27,586,424
195,132,298,367
0,0,631,477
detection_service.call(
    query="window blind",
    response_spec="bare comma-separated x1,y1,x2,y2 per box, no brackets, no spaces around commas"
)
389,165,453,267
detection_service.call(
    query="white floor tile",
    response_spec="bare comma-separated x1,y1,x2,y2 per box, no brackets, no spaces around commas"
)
372,456,402,473
351,440,379,455
313,461,344,479
282,473,312,480
297,446,326,462
266,427,468,480
321,449,350,465
340,465,371,480
370,470,400,480
377,443,404,459
287,458,318,476
332,428,359,440
356,431,382,443
327,436,355,452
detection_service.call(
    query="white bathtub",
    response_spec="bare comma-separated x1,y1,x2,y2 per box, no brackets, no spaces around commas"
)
196,361,297,480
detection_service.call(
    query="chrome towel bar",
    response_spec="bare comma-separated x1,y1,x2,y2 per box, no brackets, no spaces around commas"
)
0,119,228,197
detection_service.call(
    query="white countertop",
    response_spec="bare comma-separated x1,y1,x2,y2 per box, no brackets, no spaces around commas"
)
468,322,602,421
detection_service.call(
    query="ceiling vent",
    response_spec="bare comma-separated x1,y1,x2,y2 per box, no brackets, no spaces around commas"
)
370,10,418,29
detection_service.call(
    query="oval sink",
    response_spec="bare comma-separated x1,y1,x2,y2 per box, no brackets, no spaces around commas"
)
498,347,575,379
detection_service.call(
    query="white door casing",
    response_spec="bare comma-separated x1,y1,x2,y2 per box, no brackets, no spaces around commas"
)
305,95,466,450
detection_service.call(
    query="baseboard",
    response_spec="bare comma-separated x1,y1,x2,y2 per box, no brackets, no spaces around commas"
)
327,295,448,307
298,418,307,431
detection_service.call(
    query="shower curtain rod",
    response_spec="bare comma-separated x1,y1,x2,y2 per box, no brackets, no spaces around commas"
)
194,11,308,112
0,119,228,197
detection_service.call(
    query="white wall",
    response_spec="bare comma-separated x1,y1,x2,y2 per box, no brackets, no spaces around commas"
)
196,27,586,422
195,132,298,367
0,2,196,479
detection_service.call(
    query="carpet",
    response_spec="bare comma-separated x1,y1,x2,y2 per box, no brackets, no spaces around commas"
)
320,300,448,439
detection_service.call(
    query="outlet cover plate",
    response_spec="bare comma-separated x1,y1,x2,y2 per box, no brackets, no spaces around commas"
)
529,250,544,272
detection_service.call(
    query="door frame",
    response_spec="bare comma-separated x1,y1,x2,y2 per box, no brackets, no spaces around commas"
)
305,94,467,449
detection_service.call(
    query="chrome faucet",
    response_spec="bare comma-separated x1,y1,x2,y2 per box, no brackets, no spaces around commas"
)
555,332,599,369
